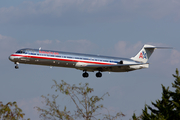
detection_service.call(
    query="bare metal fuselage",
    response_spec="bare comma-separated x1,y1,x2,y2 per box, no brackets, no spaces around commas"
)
9,48,143,72
9,44,170,77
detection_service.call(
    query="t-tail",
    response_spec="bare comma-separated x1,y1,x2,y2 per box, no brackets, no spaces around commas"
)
131,44,172,63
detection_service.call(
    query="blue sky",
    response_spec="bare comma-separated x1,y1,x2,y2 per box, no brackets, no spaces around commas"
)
0,0,180,119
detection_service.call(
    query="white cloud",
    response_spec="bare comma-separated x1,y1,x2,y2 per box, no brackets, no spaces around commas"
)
0,0,113,24
26,0,113,14
1,0,180,25
115,41,127,55
121,0,180,20
114,41,143,57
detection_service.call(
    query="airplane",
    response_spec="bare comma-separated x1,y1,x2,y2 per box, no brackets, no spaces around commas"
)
9,44,170,78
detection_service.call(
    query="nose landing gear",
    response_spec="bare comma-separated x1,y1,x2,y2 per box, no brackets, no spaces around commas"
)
15,62,19,69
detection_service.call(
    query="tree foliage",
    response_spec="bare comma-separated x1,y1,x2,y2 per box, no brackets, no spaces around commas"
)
36,80,124,120
133,68,180,120
0,101,30,120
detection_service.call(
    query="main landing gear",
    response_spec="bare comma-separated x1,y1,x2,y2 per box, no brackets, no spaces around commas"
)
96,72,102,78
15,62,19,69
82,71,102,78
82,72,89,78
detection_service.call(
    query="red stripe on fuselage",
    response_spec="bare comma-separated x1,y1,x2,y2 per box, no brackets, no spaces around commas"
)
11,54,115,65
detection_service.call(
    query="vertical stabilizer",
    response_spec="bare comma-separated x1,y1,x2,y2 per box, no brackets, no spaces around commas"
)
131,44,156,63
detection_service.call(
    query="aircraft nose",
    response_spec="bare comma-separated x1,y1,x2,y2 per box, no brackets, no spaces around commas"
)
9,55,14,61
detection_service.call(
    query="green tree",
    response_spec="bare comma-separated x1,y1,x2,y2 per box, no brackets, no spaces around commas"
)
0,101,30,120
36,80,124,120
133,68,180,120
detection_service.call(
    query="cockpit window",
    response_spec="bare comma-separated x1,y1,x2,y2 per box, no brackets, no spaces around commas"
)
16,50,25,53
16,50,21,53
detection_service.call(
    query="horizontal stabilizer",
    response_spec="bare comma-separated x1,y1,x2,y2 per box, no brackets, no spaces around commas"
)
145,47,173,49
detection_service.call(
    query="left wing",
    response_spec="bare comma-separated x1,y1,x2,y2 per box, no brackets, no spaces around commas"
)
75,63,149,72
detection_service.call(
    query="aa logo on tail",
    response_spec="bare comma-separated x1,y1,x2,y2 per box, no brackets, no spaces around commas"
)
139,51,147,59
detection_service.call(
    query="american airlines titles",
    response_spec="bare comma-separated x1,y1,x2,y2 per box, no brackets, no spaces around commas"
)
39,50,59,55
